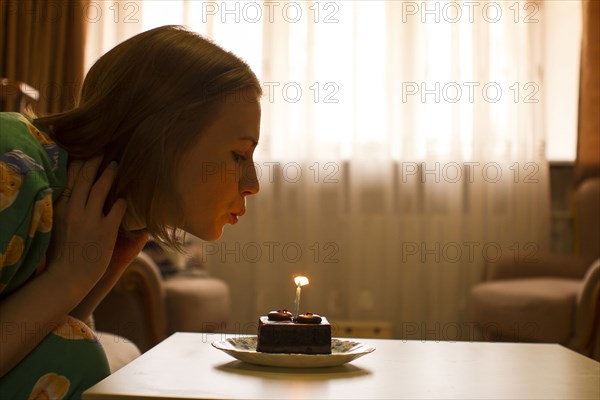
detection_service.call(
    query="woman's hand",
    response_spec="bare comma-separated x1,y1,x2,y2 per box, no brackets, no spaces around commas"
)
46,156,127,294
0,156,130,376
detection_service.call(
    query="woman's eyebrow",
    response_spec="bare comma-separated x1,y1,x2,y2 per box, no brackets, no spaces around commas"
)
238,136,258,147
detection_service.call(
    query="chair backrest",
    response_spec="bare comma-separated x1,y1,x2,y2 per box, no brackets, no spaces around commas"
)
574,177,600,264
0,79,39,112
94,252,167,353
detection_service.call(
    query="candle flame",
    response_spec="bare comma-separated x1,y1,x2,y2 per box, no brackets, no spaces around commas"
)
294,276,309,286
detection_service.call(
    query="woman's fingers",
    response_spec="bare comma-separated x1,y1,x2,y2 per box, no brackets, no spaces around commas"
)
99,198,128,264
46,155,128,287
61,155,125,228
86,161,120,214
55,160,83,208
70,155,103,208
66,157,121,217
66,159,83,189
104,198,127,232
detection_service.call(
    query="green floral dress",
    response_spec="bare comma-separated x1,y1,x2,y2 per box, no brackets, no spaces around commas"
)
0,112,110,399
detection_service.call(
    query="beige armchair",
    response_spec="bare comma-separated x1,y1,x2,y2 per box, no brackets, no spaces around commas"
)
469,178,600,361
94,248,230,353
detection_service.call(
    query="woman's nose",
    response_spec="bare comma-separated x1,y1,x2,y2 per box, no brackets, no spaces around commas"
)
240,162,260,196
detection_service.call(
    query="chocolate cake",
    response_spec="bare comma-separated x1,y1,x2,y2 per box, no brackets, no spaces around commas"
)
256,310,332,354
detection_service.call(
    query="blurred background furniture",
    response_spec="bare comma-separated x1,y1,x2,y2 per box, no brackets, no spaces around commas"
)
94,242,231,353
469,177,600,361
0,78,39,112
97,331,142,373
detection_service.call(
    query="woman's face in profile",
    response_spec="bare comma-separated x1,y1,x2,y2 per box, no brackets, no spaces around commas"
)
176,90,261,240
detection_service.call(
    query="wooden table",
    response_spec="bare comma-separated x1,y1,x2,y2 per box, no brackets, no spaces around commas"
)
83,332,600,399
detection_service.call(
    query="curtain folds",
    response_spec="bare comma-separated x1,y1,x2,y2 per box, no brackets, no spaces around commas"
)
191,1,550,338
89,0,551,339
575,0,600,184
0,0,88,114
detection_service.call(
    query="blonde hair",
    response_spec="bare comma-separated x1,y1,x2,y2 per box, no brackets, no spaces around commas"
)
35,25,262,248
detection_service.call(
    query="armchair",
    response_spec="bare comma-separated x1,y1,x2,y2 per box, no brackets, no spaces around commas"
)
94,248,230,353
469,178,600,361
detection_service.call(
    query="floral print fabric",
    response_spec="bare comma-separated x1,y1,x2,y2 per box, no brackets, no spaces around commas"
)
0,112,110,399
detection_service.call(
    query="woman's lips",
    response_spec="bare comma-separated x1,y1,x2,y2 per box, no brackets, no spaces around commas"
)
229,209,245,225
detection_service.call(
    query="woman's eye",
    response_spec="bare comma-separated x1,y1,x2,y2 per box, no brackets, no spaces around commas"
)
232,152,247,162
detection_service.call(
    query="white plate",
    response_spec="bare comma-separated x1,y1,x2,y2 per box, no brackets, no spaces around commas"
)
212,337,375,368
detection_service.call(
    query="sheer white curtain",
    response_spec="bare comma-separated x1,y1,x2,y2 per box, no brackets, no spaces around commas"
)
87,0,549,339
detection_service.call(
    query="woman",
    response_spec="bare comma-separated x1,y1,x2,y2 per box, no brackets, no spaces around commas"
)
0,25,261,398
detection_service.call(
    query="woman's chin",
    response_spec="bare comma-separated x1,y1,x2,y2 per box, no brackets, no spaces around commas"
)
195,226,224,242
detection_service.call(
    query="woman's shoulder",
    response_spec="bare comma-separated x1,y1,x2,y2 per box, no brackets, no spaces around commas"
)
0,113,62,296
0,112,68,218
0,112,66,177
0,112,54,152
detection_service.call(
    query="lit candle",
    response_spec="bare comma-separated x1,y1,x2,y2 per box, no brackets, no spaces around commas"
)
293,276,309,319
